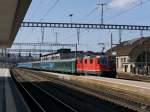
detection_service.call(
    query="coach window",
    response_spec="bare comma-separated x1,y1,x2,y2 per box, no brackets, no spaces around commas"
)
80,59,82,64
90,59,93,64
78,59,80,64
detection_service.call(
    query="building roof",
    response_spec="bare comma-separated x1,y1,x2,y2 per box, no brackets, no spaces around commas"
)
106,36,150,56
41,51,84,57
41,49,102,58
0,0,31,48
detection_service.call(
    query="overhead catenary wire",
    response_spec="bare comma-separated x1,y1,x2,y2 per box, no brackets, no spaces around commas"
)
66,6,100,45
62,1,113,42
90,0,148,23
63,8,100,40
20,0,150,52
75,8,97,22
40,0,60,21
62,1,112,41
27,0,109,45
28,0,42,21
63,0,150,43
105,0,150,22
26,0,61,45
22,0,43,42
25,0,43,44
39,0,60,44
64,0,148,50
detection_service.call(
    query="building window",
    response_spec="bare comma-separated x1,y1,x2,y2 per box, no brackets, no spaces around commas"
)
121,57,126,62
124,58,126,62
116,58,118,68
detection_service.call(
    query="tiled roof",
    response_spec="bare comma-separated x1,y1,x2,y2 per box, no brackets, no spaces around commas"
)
106,36,150,56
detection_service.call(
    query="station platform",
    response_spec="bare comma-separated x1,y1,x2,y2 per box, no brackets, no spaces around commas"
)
0,69,30,112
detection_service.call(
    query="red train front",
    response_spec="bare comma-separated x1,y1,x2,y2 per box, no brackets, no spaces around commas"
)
76,55,116,78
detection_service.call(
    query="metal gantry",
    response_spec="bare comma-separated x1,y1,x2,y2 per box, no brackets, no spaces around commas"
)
21,22,150,31
13,42,76,47
6,49,57,53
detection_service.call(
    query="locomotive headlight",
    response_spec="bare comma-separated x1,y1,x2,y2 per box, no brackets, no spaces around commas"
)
112,51,117,56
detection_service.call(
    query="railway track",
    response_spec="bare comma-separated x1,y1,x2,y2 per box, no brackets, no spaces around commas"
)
11,68,138,112
17,68,150,112
117,73,150,83
11,69,78,112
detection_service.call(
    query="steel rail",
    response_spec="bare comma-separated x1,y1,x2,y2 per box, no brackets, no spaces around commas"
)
17,69,114,112
14,69,79,112
11,70,46,112
20,69,150,112
30,83,78,112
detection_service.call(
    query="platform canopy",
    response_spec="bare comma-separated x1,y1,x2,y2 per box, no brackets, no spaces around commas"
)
0,0,31,48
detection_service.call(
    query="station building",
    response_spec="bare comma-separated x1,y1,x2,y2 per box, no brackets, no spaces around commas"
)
41,48,101,61
41,49,80,60
106,37,150,76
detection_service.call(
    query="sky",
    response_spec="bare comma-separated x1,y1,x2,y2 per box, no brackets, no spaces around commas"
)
13,0,150,52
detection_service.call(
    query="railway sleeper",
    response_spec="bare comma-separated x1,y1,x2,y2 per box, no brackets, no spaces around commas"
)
12,69,150,112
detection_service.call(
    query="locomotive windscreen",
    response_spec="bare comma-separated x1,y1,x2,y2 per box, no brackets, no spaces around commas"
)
99,57,107,64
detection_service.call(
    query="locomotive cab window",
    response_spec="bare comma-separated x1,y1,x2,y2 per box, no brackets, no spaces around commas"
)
100,57,107,64
97,58,100,64
90,59,93,64
84,59,87,64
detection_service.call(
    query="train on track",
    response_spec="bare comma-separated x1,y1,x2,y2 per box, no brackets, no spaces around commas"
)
18,55,116,78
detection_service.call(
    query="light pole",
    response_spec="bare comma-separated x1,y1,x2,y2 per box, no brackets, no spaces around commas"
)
41,27,44,43
77,28,80,45
69,13,74,23
97,3,106,24
55,32,58,43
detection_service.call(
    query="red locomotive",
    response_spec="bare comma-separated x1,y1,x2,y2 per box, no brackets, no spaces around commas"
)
76,55,116,77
